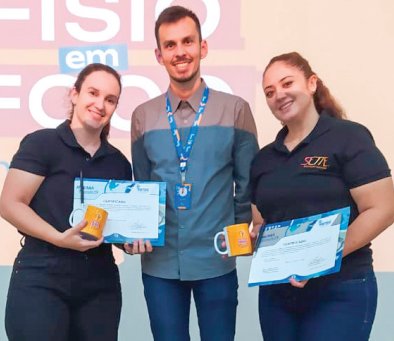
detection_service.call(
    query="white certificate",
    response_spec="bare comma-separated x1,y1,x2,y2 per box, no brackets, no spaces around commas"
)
248,207,350,287
71,178,166,245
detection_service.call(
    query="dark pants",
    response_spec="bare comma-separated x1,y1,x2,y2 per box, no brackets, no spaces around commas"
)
5,254,122,341
258,270,377,341
142,270,238,341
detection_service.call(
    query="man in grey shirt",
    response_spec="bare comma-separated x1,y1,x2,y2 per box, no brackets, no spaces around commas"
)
131,5,258,341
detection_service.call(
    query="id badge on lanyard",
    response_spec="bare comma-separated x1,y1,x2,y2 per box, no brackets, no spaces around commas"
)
175,183,192,210
166,87,209,210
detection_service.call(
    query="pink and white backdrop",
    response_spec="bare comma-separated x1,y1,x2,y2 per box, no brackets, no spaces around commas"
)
1,1,393,340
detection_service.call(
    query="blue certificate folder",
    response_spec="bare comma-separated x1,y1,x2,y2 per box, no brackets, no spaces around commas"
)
72,178,166,246
248,207,350,287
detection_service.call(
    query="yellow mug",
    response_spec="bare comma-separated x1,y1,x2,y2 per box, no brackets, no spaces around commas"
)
214,223,252,257
80,205,108,241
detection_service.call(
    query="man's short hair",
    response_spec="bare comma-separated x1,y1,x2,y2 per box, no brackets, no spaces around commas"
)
155,6,202,50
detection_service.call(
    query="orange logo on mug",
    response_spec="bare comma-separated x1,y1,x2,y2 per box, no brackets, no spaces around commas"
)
81,206,108,240
214,223,252,257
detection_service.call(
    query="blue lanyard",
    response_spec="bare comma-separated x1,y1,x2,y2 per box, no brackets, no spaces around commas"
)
165,87,209,183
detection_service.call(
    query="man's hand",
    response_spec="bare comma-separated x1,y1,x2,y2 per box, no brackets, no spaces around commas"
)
124,239,153,255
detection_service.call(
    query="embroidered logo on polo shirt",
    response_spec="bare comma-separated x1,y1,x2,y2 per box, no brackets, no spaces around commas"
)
301,156,329,170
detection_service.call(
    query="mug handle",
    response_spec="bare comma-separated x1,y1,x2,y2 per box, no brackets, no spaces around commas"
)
214,231,228,255
69,207,85,226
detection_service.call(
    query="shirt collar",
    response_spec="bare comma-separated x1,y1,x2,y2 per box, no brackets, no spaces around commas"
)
56,120,117,157
56,119,80,149
273,110,335,153
167,79,207,113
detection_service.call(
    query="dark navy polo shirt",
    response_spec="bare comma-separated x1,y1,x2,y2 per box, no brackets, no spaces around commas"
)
10,120,133,259
251,112,391,276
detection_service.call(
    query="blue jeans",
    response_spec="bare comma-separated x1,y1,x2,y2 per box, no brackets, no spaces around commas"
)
142,270,238,341
258,270,377,341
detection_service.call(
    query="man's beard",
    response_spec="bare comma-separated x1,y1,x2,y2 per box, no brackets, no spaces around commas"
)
170,67,200,83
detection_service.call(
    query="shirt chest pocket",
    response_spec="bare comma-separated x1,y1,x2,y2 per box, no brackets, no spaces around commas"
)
192,126,234,165
144,130,177,169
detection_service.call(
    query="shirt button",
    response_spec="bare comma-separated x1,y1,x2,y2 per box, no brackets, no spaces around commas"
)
179,251,184,255
180,225,185,229
85,157,91,162
183,120,188,124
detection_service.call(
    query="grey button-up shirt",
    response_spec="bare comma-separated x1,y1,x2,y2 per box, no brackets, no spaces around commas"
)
131,80,259,280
